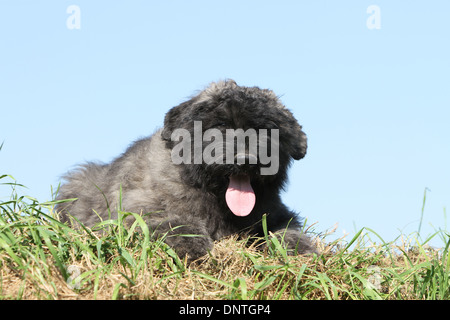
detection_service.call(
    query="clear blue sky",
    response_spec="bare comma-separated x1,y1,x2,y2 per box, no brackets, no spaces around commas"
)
1,1,449,247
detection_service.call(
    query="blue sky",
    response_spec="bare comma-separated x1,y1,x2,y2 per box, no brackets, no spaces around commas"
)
1,1,449,247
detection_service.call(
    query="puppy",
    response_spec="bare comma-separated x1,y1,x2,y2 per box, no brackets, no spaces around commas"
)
56,80,317,260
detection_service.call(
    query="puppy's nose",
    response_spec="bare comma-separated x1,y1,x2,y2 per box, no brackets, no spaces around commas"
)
235,153,257,165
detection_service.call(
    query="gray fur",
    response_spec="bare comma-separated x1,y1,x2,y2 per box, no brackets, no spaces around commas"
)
55,80,317,261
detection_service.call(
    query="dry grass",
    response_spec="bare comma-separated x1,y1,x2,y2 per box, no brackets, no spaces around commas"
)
1,220,448,300
1,173,449,300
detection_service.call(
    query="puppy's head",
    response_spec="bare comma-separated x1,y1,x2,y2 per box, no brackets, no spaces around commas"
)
161,80,307,216
162,80,307,159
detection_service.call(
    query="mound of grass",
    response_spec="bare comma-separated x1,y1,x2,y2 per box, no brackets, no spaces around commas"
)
1,173,449,300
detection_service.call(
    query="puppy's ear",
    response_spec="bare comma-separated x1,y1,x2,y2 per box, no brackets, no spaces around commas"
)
161,107,178,141
161,100,192,141
279,108,307,160
288,123,307,160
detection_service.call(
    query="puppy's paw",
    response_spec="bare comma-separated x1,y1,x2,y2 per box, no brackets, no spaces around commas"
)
163,225,213,262
276,229,318,255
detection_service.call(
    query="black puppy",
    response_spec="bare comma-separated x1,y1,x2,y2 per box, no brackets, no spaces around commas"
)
56,80,316,260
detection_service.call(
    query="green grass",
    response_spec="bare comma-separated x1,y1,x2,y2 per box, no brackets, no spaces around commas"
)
1,173,449,300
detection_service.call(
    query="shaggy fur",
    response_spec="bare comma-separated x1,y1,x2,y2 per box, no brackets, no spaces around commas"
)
55,80,317,260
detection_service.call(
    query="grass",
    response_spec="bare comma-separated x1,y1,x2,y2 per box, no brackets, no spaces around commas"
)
1,173,449,300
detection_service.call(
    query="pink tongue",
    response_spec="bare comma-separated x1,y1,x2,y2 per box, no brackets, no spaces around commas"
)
225,175,256,217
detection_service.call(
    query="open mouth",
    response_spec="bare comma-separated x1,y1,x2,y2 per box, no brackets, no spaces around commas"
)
225,174,256,217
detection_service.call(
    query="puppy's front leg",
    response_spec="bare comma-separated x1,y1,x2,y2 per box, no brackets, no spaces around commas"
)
151,216,213,262
265,212,318,255
274,228,318,255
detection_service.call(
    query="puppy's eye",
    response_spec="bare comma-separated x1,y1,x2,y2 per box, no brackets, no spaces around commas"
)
213,121,227,128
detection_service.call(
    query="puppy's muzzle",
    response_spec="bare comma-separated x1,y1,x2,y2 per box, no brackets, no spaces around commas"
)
235,153,258,165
